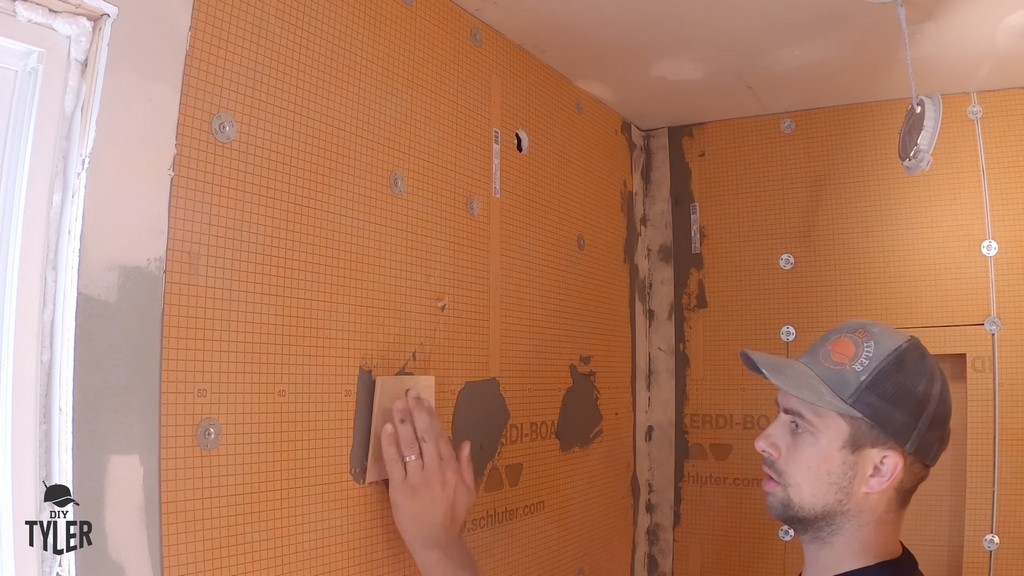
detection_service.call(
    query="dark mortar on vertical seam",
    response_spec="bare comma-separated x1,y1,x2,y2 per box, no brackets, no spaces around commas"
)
667,125,702,530
620,116,643,576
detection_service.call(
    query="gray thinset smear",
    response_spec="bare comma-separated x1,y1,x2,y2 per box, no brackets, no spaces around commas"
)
396,349,418,376
556,364,604,452
349,366,375,484
451,378,510,482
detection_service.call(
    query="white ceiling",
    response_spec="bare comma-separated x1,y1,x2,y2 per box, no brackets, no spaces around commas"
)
451,0,1024,129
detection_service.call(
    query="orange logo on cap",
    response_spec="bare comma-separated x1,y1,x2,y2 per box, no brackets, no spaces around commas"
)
820,329,875,372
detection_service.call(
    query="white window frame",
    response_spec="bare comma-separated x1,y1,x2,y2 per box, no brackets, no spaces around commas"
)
0,1,116,574
0,26,48,576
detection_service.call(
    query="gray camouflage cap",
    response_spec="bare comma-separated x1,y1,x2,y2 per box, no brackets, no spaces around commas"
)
740,320,952,467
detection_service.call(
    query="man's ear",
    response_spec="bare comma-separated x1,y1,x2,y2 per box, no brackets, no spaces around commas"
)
861,448,905,495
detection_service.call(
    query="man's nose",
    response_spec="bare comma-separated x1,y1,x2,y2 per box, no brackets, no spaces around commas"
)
753,423,779,460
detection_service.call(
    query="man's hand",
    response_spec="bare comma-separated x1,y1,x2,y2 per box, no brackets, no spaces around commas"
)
382,388,480,576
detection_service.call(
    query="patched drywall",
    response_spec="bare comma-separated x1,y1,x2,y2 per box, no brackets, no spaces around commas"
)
75,267,164,576
73,0,194,574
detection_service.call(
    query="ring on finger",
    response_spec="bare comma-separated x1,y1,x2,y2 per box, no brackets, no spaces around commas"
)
403,453,420,464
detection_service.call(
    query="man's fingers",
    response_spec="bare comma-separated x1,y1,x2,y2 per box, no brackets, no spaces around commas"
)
381,422,406,483
457,440,476,490
433,411,458,464
407,390,445,468
392,398,424,477
437,431,458,465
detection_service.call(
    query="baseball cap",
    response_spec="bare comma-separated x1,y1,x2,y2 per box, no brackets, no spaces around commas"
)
43,482,79,508
740,320,952,467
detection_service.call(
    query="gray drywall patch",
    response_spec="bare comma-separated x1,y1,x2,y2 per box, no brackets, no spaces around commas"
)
74,266,163,576
349,366,376,484
556,364,604,452
451,378,510,482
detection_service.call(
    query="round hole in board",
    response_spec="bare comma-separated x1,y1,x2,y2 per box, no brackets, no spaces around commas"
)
515,130,529,154
390,170,407,196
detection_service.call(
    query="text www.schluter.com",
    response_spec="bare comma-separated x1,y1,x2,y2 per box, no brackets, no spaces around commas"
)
683,471,763,489
465,500,547,533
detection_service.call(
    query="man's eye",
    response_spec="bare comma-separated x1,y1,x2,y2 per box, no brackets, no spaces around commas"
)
789,420,804,433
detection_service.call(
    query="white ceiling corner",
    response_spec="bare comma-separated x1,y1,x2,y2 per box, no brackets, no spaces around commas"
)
451,0,1024,129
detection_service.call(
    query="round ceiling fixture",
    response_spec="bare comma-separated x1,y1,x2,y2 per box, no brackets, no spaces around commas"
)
899,93,942,175
892,0,941,175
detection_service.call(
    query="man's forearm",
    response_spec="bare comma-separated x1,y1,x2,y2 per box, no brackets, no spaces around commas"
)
411,538,480,576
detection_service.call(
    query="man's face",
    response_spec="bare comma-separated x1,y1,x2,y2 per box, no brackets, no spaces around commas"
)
753,391,861,538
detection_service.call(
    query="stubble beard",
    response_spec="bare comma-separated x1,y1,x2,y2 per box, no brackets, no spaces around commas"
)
765,459,859,543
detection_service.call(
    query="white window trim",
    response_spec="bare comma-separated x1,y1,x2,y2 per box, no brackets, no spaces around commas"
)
0,0,116,574
0,29,46,576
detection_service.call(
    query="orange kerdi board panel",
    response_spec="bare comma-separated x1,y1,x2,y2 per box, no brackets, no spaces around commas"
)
671,91,1024,576
162,0,1024,573
161,1,634,575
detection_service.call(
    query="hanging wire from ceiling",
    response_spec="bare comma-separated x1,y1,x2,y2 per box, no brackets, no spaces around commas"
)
895,0,918,106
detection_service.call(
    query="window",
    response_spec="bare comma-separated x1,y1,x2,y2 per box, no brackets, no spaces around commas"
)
0,2,116,572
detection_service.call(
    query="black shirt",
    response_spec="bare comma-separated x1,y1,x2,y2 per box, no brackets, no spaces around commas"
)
802,545,924,576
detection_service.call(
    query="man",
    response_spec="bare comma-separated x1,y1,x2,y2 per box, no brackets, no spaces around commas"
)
742,320,952,575
382,320,951,576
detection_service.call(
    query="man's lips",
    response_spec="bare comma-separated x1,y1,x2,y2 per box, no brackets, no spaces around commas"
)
762,466,782,492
